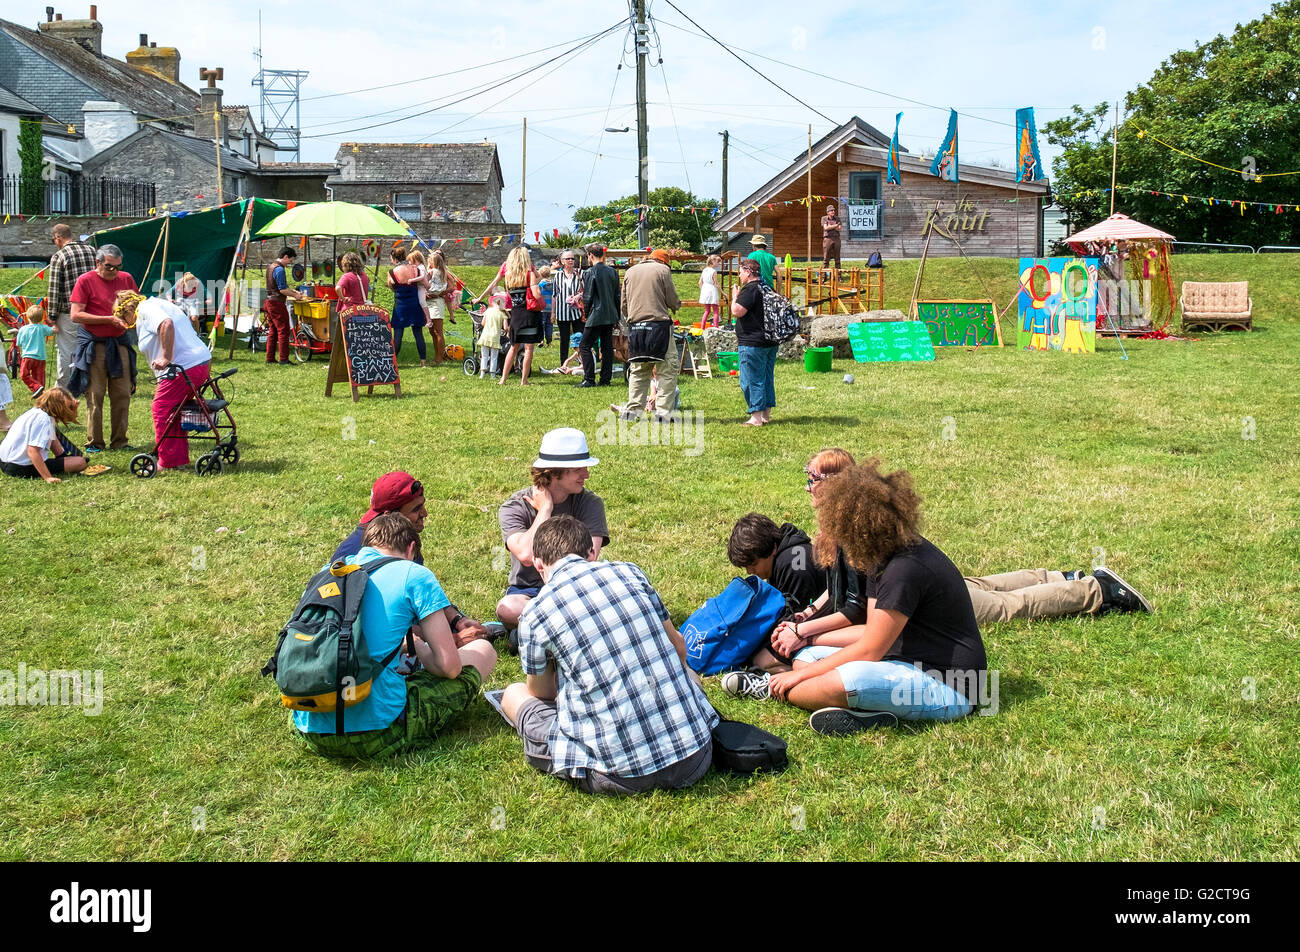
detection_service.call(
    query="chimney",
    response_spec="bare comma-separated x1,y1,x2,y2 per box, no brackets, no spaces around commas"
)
38,6,103,56
83,101,138,153
197,67,228,147
125,32,182,84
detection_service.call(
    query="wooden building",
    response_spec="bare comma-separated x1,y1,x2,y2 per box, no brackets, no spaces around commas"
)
714,117,1050,260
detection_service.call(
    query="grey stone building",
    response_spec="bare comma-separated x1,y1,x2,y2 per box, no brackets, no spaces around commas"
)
328,143,505,223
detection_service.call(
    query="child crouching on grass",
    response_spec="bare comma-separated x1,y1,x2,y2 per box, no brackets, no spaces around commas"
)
0,387,87,484
16,305,57,395
477,291,509,379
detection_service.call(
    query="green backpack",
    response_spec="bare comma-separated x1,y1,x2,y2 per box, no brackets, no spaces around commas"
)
262,556,409,734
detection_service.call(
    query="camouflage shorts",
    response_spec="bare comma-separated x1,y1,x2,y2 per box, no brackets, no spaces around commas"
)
295,666,483,759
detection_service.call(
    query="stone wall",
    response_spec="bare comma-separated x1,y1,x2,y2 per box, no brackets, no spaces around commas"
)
84,135,243,213
329,182,505,223
0,214,128,263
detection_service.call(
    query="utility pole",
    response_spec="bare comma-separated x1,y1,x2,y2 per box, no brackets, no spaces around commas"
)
635,0,649,249
1109,98,1119,216
720,130,728,212
514,117,520,249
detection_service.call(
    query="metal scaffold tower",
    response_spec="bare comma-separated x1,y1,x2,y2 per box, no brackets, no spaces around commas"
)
252,18,308,161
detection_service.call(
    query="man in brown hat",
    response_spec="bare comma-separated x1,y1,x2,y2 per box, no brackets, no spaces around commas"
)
747,235,777,288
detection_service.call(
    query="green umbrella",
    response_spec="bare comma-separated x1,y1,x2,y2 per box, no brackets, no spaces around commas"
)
254,201,410,238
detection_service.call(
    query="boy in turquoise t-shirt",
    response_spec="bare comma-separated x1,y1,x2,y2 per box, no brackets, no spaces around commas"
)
16,305,57,395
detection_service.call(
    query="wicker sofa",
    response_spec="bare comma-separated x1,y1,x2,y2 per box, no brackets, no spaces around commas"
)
1180,281,1253,332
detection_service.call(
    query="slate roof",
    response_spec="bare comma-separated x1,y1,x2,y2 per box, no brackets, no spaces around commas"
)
330,142,502,185
222,105,277,148
257,162,339,177
86,126,260,174
0,82,44,116
0,16,199,132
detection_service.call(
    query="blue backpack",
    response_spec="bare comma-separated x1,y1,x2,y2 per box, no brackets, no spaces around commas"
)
681,576,788,675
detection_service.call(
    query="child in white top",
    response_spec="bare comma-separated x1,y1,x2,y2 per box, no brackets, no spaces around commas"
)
477,291,509,378
699,254,722,329
0,386,87,483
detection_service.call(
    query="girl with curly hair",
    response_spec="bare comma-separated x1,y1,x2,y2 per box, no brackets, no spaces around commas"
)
724,458,987,734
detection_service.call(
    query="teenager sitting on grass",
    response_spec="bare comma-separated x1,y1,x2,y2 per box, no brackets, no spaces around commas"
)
294,513,497,759
333,471,491,645
500,515,717,795
762,449,1151,651
723,459,987,734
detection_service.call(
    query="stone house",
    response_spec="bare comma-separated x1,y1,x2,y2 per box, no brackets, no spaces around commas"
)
328,143,505,223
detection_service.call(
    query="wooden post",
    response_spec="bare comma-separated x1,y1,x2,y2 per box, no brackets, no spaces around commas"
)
223,198,255,358
1109,98,1119,215
806,124,812,270
160,214,171,291
214,112,223,207
521,117,527,249
909,202,941,318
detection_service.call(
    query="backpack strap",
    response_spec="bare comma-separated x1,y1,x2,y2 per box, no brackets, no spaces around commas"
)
332,555,405,735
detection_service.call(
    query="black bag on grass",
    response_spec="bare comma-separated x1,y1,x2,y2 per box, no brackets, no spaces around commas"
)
711,714,788,774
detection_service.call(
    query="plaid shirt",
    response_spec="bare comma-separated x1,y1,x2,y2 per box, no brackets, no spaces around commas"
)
519,555,717,778
48,241,97,317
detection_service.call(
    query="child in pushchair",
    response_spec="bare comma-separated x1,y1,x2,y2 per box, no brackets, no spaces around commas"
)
467,291,510,378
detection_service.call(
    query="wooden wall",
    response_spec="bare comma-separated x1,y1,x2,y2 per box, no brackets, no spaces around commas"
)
733,158,1045,260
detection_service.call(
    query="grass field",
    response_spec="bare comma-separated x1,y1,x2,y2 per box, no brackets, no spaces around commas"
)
2,254,1297,861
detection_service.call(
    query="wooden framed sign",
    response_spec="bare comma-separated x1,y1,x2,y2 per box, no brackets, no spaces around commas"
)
917,299,1002,347
328,304,401,401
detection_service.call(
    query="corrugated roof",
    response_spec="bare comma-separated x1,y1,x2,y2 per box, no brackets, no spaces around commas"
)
330,142,501,184
0,17,200,131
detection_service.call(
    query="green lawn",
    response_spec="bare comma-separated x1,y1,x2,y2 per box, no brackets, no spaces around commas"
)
2,255,1297,860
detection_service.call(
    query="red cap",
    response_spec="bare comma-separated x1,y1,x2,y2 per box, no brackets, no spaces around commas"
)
360,471,423,525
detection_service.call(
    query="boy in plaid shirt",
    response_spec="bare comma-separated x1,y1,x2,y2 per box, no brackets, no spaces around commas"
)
501,515,716,795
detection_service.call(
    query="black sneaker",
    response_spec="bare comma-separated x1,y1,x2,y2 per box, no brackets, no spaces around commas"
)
1061,569,1085,581
720,669,770,700
1093,567,1153,615
574,380,596,388
809,708,899,736
506,627,519,656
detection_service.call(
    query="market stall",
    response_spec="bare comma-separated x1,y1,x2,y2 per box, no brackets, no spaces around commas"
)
1064,213,1177,335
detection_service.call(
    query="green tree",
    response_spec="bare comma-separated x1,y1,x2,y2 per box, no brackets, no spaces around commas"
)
1044,0,1300,246
574,186,717,251
18,118,45,216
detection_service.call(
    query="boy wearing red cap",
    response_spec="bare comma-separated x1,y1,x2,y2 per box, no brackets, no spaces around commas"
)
334,471,489,644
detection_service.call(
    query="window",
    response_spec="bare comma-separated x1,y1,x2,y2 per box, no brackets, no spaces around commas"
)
393,192,422,221
846,172,883,239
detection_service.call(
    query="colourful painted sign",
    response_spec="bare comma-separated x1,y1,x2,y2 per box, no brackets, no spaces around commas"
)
917,300,999,347
847,321,936,362
1017,257,1099,353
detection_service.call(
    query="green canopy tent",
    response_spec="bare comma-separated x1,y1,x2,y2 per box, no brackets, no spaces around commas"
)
91,198,288,294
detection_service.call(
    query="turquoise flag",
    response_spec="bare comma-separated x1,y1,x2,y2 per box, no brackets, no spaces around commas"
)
1016,107,1044,182
930,109,958,182
887,112,903,185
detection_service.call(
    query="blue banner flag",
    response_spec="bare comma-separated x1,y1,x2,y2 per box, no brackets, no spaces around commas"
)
887,112,903,185
1016,107,1044,182
930,109,959,182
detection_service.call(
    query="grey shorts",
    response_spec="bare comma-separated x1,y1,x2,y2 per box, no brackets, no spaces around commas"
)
515,696,712,796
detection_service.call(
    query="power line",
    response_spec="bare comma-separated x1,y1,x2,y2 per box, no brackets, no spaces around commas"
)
299,23,625,140
655,16,1018,130
658,0,836,125
583,55,628,207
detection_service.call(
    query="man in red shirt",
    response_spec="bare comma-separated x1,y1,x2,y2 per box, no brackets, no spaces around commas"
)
70,244,138,452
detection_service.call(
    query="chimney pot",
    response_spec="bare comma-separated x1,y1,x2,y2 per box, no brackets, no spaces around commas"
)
90,5,97,20
55,13,63,21
139,33,147,46
151,42,157,47
45,7,54,23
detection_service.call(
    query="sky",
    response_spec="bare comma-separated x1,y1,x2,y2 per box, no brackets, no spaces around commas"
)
7,0,1280,231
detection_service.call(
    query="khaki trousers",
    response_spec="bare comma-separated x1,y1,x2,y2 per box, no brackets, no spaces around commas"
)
626,340,682,415
85,340,132,450
965,569,1103,624
54,313,78,389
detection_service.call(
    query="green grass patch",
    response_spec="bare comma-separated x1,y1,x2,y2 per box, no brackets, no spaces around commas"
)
1,255,1297,860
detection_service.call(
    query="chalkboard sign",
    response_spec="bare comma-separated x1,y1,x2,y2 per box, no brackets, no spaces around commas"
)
917,299,1000,347
334,304,401,401
847,321,936,362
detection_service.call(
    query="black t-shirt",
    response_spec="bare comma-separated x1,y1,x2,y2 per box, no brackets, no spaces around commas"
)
733,281,770,348
865,537,987,699
769,523,822,612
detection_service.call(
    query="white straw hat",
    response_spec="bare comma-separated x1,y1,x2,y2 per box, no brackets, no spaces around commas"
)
533,428,599,468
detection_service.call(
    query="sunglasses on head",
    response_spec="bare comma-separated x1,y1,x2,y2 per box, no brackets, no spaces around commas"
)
805,471,826,489
406,480,423,497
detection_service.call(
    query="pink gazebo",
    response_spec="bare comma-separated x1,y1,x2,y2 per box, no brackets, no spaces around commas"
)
1063,214,1177,334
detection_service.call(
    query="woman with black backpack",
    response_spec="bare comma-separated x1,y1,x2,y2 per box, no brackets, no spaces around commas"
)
730,257,776,427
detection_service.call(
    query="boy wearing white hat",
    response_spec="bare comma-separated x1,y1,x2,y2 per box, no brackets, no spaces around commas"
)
496,428,610,629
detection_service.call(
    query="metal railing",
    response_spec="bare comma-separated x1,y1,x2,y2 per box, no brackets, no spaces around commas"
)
1,174,157,218
1172,241,1300,254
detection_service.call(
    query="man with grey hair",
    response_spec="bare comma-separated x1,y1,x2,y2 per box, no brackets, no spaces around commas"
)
47,223,97,389
69,244,138,453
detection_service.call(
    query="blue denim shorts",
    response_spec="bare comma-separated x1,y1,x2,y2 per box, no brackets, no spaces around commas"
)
793,645,973,721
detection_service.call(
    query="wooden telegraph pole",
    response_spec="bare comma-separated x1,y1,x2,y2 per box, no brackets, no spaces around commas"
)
1110,98,1119,215
635,0,649,248
520,117,527,247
